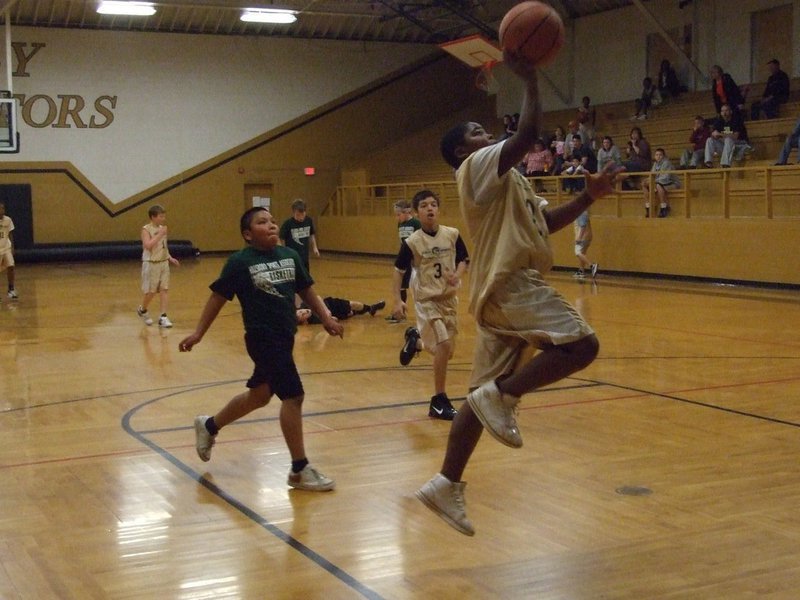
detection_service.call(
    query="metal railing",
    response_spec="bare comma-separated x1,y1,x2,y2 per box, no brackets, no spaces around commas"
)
331,165,800,220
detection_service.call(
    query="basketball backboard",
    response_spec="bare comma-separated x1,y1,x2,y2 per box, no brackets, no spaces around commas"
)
0,96,20,153
439,35,503,68
439,35,503,94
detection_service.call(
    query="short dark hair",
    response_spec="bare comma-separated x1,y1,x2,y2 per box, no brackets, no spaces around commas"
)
440,122,471,169
291,198,306,212
148,204,166,218
768,59,779,66
240,206,268,239
411,189,440,211
655,147,666,155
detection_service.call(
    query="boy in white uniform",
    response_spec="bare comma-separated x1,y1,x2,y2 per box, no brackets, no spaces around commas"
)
137,204,180,327
0,202,17,300
416,51,623,536
391,189,469,420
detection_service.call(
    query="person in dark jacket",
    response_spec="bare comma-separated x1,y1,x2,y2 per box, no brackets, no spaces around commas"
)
750,59,790,120
658,59,681,100
710,65,745,119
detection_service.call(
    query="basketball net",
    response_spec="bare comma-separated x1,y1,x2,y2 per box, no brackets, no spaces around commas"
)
474,60,499,95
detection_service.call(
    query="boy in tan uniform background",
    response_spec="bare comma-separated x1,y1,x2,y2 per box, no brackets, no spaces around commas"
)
392,189,469,420
137,204,180,328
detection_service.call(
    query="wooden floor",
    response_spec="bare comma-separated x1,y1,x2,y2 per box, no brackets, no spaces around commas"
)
3,254,800,599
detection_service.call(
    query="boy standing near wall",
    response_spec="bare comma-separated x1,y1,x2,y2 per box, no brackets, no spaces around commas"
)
0,202,17,301
181,207,344,491
279,199,319,275
416,52,622,535
387,200,421,323
392,189,469,421
137,204,179,327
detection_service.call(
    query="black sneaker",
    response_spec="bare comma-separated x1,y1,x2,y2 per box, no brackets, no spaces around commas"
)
429,394,457,420
399,327,420,366
368,300,386,316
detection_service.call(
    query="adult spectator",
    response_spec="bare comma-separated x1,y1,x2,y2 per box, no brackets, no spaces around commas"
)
576,96,597,149
657,59,682,100
750,59,790,120
564,120,585,158
549,125,567,174
704,104,750,168
622,127,652,173
562,136,596,194
679,115,711,169
774,115,800,165
523,139,552,177
596,135,622,172
710,65,745,118
621,126,652,190
632,77,660,120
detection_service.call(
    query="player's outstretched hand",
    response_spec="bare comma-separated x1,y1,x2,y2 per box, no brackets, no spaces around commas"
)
322,317,344,339
391,302,406,322
179,333,202,352
586,163,626,201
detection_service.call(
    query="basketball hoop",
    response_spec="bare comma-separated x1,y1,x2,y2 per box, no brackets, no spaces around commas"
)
475,60,499,95
439,35,503,96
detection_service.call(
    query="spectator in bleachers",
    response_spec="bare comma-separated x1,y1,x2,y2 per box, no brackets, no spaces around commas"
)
576,96,597,149
622,127,652,173
523,139,552,177
596,135,622,172
710,65,745,119
750,59,790,121
562,136,596,194
704,104,750,168
523,139,552,192
774,115,800,165
500,114,514,140
643,148,680,218
564,120,585,155
679,115,711,169
621,127,652,190
631,77,660,120
549,125,567,174
657,59,682,101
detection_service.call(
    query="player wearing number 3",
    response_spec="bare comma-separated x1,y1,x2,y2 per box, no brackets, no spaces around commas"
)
392,189,469,421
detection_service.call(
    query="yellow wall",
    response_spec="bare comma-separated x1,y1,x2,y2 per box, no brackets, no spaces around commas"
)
0,55,483,252
320,214,800,286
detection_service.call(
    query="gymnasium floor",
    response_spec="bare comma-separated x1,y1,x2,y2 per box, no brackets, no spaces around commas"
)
2,254,800,599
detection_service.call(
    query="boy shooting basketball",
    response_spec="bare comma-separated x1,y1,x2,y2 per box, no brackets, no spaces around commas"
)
416,50,623,535
180,207,344,492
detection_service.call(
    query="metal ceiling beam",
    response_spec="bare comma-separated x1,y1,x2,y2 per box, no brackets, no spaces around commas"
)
434,0,498,40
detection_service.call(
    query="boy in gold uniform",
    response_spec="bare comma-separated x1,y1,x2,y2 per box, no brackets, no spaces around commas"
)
392,190,469,420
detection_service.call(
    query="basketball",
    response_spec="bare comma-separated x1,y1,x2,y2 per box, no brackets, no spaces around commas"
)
499,1,565,68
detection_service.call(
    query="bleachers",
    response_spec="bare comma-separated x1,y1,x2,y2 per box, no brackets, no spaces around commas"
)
543,78,800,167
333,78,800,219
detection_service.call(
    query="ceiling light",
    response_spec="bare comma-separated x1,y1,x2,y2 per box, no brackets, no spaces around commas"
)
240,8,297,24
97,1,156,16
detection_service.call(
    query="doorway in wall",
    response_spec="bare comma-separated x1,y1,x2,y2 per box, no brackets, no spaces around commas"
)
0,184,33,249
751,4,793,84
647,24,693,93
243,183,273,214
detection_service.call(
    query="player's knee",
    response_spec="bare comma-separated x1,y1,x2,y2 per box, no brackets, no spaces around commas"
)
572,334,599,368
